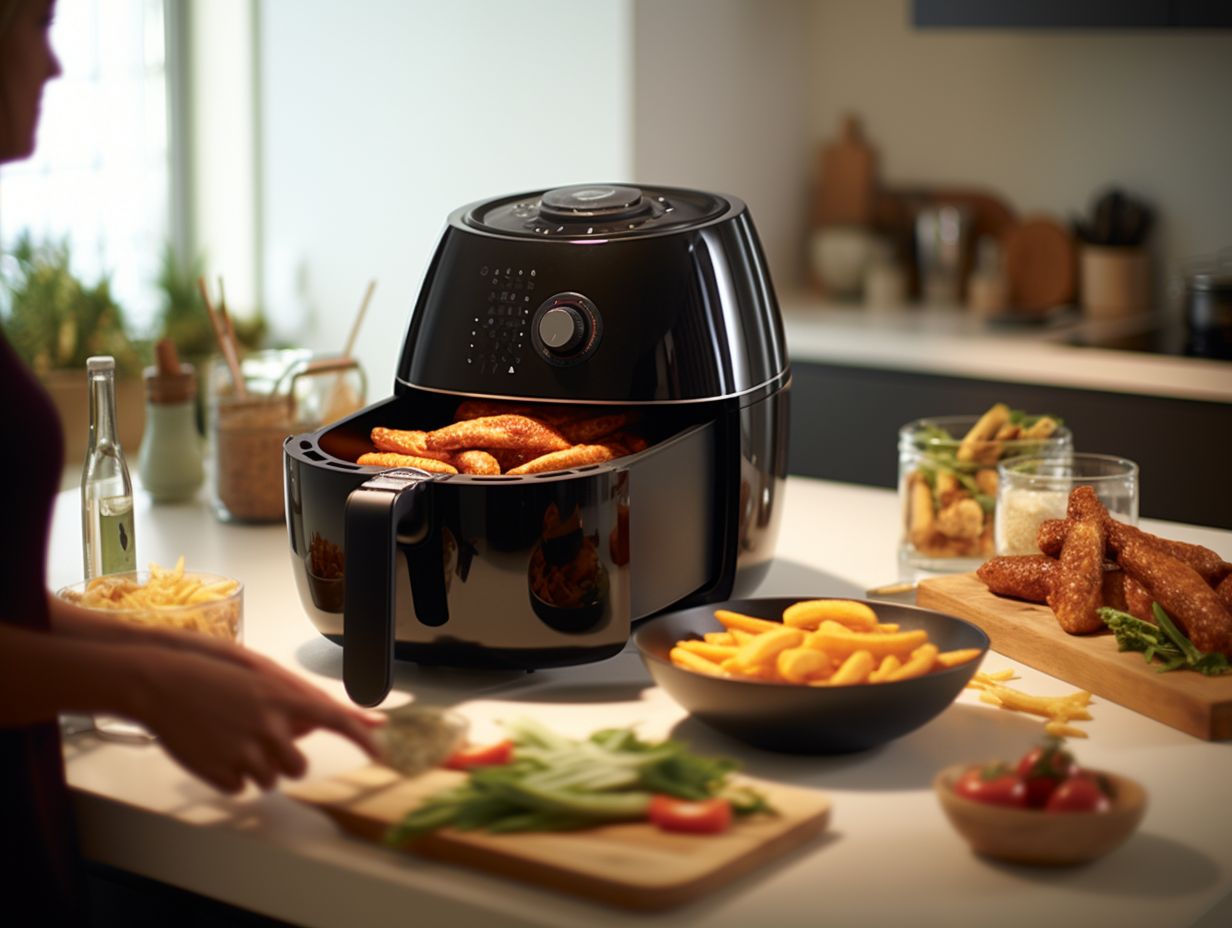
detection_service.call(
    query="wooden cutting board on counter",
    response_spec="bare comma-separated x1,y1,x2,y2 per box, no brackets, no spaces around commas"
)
917,573,1232,741
285,764,831,911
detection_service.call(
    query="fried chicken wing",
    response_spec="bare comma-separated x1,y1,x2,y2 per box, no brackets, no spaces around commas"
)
453,450,501,476
1067,485,1106,522
1047,512,1107,634
424,415,570,454
356,451,458,474
1218,574,1232,614
976,555,1057,603
1100,567,1129,612
1107,520,1231,587
1036,518,1068,557
1123,574,1154,622
506,444,616,475
1118,536,1232,656
1041,487,1228,585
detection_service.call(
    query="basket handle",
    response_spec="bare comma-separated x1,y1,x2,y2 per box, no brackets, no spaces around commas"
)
342,468,438,706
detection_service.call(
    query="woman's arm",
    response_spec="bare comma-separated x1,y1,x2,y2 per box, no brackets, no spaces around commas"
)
0,622,151,726
0,620,383,793
45,592,365,709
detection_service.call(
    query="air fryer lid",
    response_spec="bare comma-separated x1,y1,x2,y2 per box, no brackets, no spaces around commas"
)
399,183,788,403
467,184,728,240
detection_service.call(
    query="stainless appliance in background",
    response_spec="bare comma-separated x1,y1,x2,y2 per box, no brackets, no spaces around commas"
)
915,204,972,306
1183,251,1232,359
283,184,790,705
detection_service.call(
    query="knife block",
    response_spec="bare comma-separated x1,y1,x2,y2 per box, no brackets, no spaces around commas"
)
1080,245,1150,318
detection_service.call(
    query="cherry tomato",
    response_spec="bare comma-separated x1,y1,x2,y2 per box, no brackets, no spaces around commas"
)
444,739,515,770
1016,739,1075,808
954,764,1028,808
1044,774,1112,813
647,795,733,834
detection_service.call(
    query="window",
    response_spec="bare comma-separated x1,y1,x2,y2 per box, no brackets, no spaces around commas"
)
0,0,169,330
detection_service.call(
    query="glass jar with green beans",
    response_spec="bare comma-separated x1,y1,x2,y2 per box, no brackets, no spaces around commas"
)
898,405,1071,572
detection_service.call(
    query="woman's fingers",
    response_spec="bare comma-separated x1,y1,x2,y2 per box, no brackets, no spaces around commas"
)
207,765,246,795
286,693,384,760
237,743,278,791
260,716,308,780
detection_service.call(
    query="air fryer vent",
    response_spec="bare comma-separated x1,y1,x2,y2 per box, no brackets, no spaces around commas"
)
465,184,728,240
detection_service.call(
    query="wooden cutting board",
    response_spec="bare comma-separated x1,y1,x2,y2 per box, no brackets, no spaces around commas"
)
814,114,877,227
1003,215,1077,313
917,573,1232,740
285,764,831,911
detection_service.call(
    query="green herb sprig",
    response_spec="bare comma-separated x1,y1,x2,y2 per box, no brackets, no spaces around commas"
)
1097,603,1231,676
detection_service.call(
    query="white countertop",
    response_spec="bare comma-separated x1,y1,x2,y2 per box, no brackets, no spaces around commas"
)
780,296,1232,403
48,480,1232,928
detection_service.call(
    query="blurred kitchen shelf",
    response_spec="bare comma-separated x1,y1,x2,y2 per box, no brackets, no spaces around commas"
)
779,294,1231,404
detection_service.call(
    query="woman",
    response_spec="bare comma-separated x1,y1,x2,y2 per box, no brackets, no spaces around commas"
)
0,2,382,920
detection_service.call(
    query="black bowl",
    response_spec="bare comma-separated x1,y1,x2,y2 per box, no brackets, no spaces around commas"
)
634,597,990,754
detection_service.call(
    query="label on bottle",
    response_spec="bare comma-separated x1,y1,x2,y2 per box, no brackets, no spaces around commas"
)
98,495,137,574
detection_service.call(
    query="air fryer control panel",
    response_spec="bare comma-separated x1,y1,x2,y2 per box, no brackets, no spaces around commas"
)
469,265,536,376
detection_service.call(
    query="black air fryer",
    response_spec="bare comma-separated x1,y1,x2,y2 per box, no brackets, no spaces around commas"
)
284,184,790,705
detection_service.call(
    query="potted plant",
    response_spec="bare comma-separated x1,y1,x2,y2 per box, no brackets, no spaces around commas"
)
154,242,266,364
152,243,267,430
0,232,148,467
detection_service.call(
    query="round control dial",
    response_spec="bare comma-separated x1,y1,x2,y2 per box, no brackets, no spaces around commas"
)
531,293,603,366
538,305,586,353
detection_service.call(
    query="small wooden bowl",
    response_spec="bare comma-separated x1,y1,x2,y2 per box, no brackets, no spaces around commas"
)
934,764,1147,866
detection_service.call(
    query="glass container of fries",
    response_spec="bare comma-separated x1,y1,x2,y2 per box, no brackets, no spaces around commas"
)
58,562,243,642
995,452,1138,557
58,560,243,740
898,409,1072,572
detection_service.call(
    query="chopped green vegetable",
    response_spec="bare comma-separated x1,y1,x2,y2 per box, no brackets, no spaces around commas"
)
1097,604,1231,676
385,719,774,845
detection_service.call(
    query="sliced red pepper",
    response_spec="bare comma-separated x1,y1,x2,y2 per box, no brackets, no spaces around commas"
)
444,739,515,770
647,795,733,834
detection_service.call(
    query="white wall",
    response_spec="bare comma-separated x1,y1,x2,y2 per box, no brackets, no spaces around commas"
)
808,0,1232,305
257,0,633,392
631,0,814,290
188,0,259,317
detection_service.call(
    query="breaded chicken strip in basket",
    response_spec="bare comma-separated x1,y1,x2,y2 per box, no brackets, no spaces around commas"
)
371,427,454,462
357,452,458,474
425,415,570,454
506,444,616,475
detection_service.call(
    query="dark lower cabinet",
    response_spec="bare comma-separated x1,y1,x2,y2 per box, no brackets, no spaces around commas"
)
912,0,1232,28
787,361,1232,529
88,863,292,928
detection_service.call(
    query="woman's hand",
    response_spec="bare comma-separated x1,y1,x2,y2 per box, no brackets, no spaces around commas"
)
125,646,384,794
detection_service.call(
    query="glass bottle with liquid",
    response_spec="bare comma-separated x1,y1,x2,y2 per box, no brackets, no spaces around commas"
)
82,356,137,578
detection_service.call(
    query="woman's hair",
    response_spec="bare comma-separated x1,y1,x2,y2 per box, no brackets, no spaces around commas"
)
0,1,21,39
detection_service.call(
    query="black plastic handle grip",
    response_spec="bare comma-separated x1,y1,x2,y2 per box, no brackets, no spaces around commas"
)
342,469,434,706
